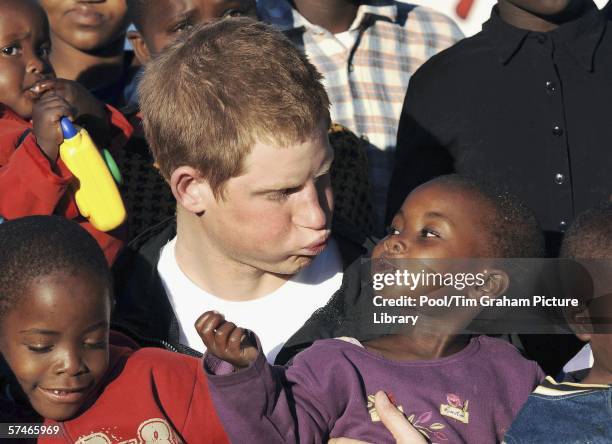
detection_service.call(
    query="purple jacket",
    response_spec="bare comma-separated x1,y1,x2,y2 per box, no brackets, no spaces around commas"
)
205,336,544,443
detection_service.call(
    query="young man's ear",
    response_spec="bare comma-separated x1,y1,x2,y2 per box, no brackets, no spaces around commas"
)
170,166,213,215
128,30,152,64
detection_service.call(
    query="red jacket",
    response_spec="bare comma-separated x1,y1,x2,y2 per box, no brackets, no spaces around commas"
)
0,105,133,264
41,345,229,444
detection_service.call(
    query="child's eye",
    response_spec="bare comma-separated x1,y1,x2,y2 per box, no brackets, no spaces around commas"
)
385,226,401,236
27,344,53,353
223,8,246,18
1,45,21,56
420,228,440,238
171,21,193,33
84,341,107,350
38,45,51,58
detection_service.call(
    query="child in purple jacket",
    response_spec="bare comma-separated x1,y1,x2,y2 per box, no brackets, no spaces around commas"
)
198,175,545,443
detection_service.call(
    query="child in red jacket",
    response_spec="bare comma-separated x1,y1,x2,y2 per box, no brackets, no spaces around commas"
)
0,0,132,264
0,216,229,443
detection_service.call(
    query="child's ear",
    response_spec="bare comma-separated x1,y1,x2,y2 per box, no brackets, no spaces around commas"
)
566,303,593,342
128,30,151,64
170,166,212,215
471,269,510,299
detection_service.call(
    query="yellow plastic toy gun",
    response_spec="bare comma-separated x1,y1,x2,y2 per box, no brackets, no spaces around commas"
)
59,117,126,232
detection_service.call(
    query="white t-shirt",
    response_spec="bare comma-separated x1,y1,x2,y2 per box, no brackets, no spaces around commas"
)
157,237,344,363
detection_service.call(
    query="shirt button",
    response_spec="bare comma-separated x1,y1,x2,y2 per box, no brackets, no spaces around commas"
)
554,173,565,184
552,125,563,136
559,220,568,231
361,134,369,142
536,34,547,44
545,81,557,94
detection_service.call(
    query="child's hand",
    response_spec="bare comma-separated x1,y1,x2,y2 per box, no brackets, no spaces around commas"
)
31,79,108,124
31,79,110,149
31,92,74,162
195,311,258,369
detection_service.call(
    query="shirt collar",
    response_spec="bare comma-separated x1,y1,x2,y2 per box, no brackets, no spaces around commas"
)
482,1,606,71
257,0,398,33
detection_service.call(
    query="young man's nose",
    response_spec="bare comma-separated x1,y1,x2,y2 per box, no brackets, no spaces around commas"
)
293,181,330,230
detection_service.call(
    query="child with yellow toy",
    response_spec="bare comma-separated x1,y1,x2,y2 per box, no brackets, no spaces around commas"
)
0,0,132,264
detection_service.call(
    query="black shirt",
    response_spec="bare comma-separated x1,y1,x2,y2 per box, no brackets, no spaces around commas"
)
387,2,612,241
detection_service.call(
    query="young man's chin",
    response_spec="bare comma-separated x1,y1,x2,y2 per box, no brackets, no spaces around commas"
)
267,255,316,276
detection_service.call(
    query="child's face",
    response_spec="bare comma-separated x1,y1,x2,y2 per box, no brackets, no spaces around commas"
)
372,181,493,261
133,0,256,62
40,0,129,51
0,0,54,119
0,271,111,421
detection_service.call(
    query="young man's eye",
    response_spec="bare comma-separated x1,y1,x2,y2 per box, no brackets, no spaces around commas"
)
1,45,21,56
268,190,291,202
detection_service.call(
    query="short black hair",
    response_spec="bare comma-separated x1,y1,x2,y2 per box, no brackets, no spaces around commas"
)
561,202,612,259
126,0,148,31
433,174,545,258
0,216,112,320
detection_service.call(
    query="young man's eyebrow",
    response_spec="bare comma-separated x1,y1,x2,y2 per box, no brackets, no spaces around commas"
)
253,183,303,194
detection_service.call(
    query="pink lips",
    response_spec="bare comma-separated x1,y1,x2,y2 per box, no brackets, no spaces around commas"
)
302,233,330,255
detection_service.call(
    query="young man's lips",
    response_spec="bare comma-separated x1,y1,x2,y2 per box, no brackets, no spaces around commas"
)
303,234,330,254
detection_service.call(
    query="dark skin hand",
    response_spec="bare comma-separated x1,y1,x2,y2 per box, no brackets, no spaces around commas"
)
31,91,73,161
195,311,259,369
31,78,110,162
